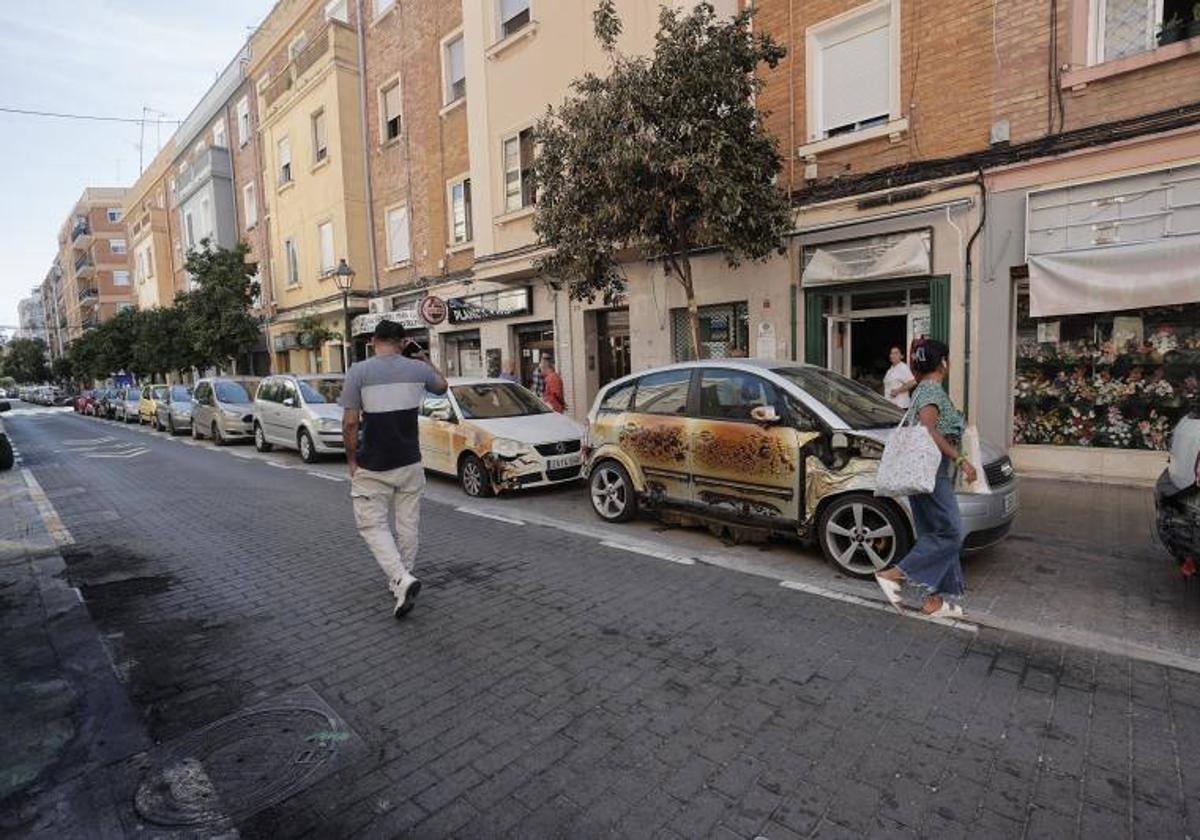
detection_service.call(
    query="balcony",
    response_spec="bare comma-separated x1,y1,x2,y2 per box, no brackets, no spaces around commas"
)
174,145,233,207
74,254,95,277
78,285,98,304
261,22,357,114
81,316,99,330
71,219,93,248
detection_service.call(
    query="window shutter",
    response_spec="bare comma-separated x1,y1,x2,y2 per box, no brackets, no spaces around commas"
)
448,37,465,85
384,84,401,122
820,11,890,133
803,290,827,365
319,222,334,272
388,208,410,264
500,0,528,20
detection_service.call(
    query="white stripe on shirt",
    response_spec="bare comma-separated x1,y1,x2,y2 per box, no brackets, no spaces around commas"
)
360,381,426,413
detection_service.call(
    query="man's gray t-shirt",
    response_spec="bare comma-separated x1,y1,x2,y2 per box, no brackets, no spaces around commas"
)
340,354,446,471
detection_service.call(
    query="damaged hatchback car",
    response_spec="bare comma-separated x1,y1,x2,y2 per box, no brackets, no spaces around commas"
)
583,360,1018,578
418,378,586,497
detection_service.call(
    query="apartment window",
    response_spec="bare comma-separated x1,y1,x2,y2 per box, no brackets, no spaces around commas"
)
381,80,402,143
1090,0,1185,63
200,198,212,241
278,136,292,185
213,119,227,149
285,237,300,286
106,207,122,223
289,33,307,60
117,303,134,313
376,0,396,18
325,0,349,22
185,212,197,249
499,0,531,38
503,128,535,212
385,206,410,265
449,177,472,244
807,0,895,140
444,34,466,104
318,220,335,274
111,238,127,255
312,109,328,164
113,269,130,286
243,182,258,228
237,97,251,146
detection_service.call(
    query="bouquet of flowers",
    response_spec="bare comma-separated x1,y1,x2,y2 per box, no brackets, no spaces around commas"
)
1061,406,1095,447
1148,326,1178,358
1092,373,1128,405
1145,378,1175,400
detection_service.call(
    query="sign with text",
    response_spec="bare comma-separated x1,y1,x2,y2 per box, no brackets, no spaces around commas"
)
446,287,532,325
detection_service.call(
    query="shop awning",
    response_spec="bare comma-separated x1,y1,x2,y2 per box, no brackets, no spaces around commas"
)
1028,234,1200,317
800,230,931,286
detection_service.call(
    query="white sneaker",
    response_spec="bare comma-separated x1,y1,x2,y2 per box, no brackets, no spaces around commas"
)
392,574,421,619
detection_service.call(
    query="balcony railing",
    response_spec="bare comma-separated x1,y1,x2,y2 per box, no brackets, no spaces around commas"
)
262,22,355,111
71,220,91,243
78,285,98,303
74,254,94,274
174,145,233,206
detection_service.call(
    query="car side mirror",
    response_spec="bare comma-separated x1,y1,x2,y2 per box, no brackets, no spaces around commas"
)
282,397,295,408
830,432,849,450
750,405,781,426
0,401,10,413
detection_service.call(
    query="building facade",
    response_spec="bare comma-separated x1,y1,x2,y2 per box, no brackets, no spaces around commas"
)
124,140,179,310
39,263,66,360
56,188,133,347
16,293,46,341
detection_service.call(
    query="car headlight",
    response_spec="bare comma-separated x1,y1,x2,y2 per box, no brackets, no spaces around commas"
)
222,408,242,420
492,438,529,459
318,417,341,432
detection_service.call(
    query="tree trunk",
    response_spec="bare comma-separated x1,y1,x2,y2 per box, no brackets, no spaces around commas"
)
679,253,702,360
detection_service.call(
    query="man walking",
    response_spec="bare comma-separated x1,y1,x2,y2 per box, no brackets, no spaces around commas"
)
341,320,448,618
540,356,566,413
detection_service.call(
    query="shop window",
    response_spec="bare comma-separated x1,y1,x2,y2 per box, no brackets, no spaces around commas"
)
671,301,749,362
1012,289,1200,451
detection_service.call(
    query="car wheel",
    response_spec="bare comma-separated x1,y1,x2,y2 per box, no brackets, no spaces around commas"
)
254,423,273,452
0,436,13,471
817,493,911,579
589,460,638,523
459,453,494,498
298,429,318,464
212,422,225,446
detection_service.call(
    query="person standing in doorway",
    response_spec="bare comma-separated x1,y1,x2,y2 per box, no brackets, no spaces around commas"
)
341,320,448,619
499,359,519,383
540,356,566,413
883,345,916,408
874,339,977,619
531,356,546,398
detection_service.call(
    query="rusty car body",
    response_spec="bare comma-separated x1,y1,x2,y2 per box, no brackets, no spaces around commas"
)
583,360,1018,577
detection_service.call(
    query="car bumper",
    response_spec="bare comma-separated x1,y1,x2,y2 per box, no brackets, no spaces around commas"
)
493,453,584,492
956,480,1019,551
1155,470,1200,562
315,431,345,453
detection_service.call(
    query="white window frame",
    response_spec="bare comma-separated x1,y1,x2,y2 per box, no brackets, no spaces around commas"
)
1087,0,1166,66
501,127,535,213
278,136,292,186
213,118,227,149
318,220,336,275
111,238,127,255
237,96,251,146
312,108,328,164
384,204,411,266
442,30,467,105
379,77,402,144
497,0,532,40
113,269,130,286
185,212,197,249
375,0,396,20
447,175,473,245
288,33,307,61
243,182,258,229
804,0,901,143
106,207,122,223
285,236,300,287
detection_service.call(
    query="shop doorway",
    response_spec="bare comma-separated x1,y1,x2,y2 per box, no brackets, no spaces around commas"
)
822,285,931,394
443,330,483,377
596,308,631,387
516,321,555,390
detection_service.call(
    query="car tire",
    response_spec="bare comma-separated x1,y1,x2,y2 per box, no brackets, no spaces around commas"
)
255,423,273,453
459,453,494,498
298,429,317,464
817,492,912,579
0,436,13,471
212,422,225,446
588,460,638,523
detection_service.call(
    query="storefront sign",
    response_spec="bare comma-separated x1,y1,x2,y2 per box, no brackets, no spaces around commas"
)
351,301,424,337
447,287,532,325
420,296,448,325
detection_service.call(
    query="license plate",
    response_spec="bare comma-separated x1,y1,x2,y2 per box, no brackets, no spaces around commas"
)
546,454,582,471
1004,491,1018,516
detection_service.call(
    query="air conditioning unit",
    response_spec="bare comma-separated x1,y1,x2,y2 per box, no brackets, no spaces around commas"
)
368,297,389,314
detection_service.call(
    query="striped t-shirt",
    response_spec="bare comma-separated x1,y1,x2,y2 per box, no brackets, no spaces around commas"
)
339,354,447,471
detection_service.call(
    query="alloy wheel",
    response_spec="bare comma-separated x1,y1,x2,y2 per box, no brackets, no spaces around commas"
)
591,466,628,520
461,459,484,496
823,499,899,576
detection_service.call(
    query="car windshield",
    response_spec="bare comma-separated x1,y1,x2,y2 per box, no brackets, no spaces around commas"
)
773,367,906,430
299,378,343,404
215,381,254,403
127,388,142,401
452,383,549,419
152,387,168,400
170,386,192,401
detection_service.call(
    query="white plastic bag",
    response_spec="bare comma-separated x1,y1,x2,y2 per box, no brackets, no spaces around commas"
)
956,426,990,495
874,408,942,498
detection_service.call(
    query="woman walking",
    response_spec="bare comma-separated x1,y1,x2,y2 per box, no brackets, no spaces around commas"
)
874,339,977,619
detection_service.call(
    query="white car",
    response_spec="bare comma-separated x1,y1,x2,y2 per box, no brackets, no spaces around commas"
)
418,377,586,497
253,374,345,463
1156,412,1200,571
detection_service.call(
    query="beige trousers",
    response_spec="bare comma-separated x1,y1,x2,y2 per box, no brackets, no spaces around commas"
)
350,462,425,594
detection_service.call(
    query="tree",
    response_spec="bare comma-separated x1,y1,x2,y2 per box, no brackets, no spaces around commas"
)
2,337,50,383
534,2,791,358
183,241,262,373
50,356,75,385
295,313,340,373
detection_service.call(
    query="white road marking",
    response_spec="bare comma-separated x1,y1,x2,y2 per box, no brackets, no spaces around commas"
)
455,507,525,526
307,472,346,482
779,579,979,634
84,447,149,460
599,540,696,566
21,469,74,547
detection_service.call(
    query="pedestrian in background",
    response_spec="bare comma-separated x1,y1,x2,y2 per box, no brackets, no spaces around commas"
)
499,359,519,383
541,356,565,413
883,344,916,408
531,356,546,398
341,320,448,619
874,338,977,619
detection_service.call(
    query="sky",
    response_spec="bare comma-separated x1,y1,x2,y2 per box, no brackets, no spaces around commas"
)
0,0,275,336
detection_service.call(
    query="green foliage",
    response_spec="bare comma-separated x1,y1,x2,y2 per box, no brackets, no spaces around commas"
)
534,2,791,358
295,313,340,352
2,337,50,383
183,241,262,372
50,356,74,384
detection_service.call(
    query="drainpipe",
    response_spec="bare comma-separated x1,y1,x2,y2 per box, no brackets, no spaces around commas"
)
356,0,380,296
962,169,987,420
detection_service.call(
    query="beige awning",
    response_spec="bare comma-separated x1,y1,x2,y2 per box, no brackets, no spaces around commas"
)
801,230,931,286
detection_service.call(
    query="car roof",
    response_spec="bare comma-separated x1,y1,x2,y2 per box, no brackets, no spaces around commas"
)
270,373,345,381
601,358,813,389
447,377,522,387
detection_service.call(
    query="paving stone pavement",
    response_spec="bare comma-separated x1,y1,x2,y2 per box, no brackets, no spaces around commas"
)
4,410,1200,839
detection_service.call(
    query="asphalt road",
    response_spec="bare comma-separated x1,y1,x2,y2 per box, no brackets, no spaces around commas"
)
6,407,1200,838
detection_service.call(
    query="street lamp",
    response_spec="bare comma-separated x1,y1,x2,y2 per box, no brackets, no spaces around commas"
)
332,259,355,372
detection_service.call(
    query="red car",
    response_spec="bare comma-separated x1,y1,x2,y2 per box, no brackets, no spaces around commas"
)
75,390,96,414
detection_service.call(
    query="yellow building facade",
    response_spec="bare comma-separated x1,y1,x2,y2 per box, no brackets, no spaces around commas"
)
123,140,180,311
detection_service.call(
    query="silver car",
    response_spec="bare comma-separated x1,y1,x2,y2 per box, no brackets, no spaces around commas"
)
253,374,345,463
115,386,142,423
154,384,194,434
191,377,259,445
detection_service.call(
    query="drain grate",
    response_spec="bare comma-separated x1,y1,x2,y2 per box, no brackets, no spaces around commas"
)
134,690,358,828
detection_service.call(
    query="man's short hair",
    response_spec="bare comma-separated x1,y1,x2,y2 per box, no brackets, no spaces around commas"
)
374,319,406,344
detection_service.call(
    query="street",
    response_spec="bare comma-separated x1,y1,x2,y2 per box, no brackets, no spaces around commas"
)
2,406,1199,839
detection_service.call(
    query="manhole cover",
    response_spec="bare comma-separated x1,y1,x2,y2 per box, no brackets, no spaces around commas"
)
134,704,349,827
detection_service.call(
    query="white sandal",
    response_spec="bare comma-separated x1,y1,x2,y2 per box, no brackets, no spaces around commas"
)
925,601,964,620
873,573,904,613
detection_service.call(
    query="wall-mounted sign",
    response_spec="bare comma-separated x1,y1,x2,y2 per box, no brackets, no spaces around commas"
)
420,295,448,325
351,301,424,337
447,287,532,325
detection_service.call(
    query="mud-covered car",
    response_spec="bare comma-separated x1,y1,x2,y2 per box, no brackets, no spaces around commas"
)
418,378,585,497
583,360,1018,578
1156,413,1200,573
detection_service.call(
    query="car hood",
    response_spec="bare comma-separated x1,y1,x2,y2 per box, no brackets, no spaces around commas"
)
217,401,255,413
856,427,1006,464
307,403,343,421
467,412,584,444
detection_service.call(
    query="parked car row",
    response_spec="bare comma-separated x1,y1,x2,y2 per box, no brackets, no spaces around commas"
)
19,385,73,406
